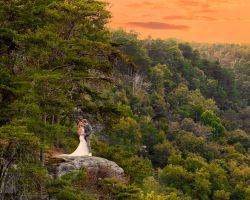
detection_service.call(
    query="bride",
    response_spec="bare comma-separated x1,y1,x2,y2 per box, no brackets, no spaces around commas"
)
62,118,90,157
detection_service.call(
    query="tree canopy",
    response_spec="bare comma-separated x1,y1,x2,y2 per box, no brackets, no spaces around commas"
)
0,1,250,200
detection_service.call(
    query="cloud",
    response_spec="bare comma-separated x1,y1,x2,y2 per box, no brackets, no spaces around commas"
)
163,15,216,21
195,8,216,13
175,0,239,12
175,0,218,13
125,21,190,30
142,14,155,18
126,0,239,10
177,0,209,8
127,1,156,8
204,0,232,3
126,1,169,9
176,0,234,7
163,15,246,22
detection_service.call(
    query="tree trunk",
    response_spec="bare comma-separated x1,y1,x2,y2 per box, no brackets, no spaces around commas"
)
55,117,60,148
0,170,9,200
51,115,55,125
40,113,47,166
0,146,15,200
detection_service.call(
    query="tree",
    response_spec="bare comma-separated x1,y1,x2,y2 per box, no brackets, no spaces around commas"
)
0,119,47,199
213,190,231,200
227,129,250,151
140,117,165,157
193,168,211,200
159,164,192,193
149,64,173,95
110,116,141,153
143,39,183,70
98,178,143,200
207,162,229,193
112,29,151,72
184,155,207,172
92,140,153,185
142,176,162,195
176,131,216,161
152,139,178,168
201,110,225,138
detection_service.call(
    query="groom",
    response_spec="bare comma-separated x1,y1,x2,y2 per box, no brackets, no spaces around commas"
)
80,118,93,156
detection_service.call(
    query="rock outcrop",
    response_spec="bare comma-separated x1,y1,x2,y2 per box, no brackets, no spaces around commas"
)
47,156,127,184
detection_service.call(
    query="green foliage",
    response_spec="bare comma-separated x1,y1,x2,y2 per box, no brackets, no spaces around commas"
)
184,155,207,172
227,129,250,150
47,169,94,200
176,131,217,160
143,192,167,200
193,168,211,199
140,117,165,157
201,110,225,138
92,140,153,185
213,190,231,200
112,29,151,71
159,164,193,192
47,179,88,200
168,84,217,120
207,162,230,193
231,183,250,200
0,1,250,199
142,176,162,195
98,178,143,200
0,119,47,197
110,116,141,153
152,139,178,168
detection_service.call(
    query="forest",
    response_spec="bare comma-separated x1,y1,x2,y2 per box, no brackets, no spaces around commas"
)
0,0,249,199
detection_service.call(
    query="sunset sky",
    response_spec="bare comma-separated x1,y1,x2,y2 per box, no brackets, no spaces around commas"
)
105,0,250,43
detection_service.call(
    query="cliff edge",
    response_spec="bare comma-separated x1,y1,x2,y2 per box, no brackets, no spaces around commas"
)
47,156,127,184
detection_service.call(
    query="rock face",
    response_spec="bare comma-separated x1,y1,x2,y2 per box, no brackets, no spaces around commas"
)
47,156,127,184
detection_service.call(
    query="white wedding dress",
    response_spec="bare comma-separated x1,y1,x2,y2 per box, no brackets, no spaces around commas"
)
61,126,90,157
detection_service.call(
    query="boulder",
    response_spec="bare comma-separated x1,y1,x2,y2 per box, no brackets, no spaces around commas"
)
47,156,127,184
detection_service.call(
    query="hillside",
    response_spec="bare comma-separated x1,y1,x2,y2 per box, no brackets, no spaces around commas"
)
0,1,249,200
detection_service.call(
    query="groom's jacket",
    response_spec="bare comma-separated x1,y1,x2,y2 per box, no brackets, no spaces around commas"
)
84,124,93,137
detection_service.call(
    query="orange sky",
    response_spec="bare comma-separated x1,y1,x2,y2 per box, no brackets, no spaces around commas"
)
105,0,250,43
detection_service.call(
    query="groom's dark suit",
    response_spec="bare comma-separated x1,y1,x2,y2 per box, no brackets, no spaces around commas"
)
84,124,93,153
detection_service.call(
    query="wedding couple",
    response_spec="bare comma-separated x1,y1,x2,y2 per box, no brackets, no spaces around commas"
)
64,118,93,157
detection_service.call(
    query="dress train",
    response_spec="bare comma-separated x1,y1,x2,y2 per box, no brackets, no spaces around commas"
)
68,135,89,156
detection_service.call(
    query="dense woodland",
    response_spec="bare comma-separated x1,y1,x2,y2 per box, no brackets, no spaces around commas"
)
0,0,250,199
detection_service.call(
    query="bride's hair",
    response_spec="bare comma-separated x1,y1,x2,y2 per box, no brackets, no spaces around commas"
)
77,118,88,125
77,116,83,123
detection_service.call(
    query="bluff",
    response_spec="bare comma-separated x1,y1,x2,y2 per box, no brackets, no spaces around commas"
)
47,156,127,184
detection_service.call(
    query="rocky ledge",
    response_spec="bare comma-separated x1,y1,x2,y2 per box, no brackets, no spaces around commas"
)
47,156,127,184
